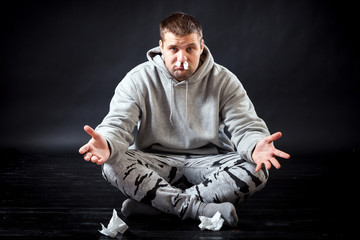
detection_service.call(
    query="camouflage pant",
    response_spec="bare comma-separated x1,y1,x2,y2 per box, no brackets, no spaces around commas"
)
102,150,268,219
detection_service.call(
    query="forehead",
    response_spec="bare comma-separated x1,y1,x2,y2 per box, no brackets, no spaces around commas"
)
162,32,201,46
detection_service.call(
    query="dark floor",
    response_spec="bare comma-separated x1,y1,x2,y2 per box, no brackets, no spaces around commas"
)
0,151,354,239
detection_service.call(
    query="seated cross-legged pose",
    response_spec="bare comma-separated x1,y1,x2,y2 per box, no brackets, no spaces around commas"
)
79,12,290,227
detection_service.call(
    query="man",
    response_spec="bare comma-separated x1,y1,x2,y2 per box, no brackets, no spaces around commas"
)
79,12,290,227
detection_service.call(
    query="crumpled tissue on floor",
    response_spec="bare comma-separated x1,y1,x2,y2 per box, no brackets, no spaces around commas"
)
99,209,128,237
198,211,224,231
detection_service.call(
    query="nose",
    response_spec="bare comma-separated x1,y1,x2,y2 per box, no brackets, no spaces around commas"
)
177,50,187,62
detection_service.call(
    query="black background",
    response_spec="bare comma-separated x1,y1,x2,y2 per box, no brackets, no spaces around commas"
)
1,0,359,156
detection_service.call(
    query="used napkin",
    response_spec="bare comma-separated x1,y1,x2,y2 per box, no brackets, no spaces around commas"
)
99,209,128,237
198,211,225,231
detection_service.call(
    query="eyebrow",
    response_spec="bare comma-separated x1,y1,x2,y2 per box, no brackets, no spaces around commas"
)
167,43,197,49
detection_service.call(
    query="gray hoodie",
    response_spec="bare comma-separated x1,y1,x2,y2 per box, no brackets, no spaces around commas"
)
96,46,270,163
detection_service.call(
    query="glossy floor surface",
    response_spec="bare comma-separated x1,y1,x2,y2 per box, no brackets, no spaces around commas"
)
0,151,352,239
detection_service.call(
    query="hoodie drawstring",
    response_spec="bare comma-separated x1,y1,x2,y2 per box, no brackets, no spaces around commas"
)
169,82,174,126
169,80,189,126
185,80,188,124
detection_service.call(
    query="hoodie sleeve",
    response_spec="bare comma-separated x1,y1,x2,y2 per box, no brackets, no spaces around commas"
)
220,74,270,163
95,75,141,160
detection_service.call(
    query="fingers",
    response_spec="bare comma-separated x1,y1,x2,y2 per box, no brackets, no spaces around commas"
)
83,152,92,161
254,132,290,172
80,125,106,165
274,149,290,159
91,155,104,165
83,152,104,165
255,160,272,172
84,125,99,140
255,157,281,172
79,144,89,155
96,159,104,165
269,157,281,169
266,132,290,159
91,155,99,163
255,163,262,172
266,132,282,143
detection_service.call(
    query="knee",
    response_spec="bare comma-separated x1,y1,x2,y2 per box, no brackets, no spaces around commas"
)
237,163,268,195
101,155,126,183
252,165,269,188
101,162,112,183
258,166,269,183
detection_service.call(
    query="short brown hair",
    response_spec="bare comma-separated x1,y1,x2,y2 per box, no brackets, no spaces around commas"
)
160,12,203,41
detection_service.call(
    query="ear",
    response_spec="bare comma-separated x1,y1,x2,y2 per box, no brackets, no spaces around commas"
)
200,39,205,54
159,40,163,53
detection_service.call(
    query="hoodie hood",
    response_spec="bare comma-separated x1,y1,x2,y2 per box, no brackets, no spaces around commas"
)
146,45,214,83
146,45,215,125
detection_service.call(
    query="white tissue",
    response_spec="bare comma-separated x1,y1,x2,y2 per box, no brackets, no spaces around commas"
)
175,60,189,70
99,209,128,238
198,211,225,231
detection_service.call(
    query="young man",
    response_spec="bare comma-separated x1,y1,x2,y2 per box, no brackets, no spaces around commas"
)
79,12,290,227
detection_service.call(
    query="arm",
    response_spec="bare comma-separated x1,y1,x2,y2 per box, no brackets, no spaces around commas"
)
220,75,270,162
95,78,141,160
80,75,141,164
221,75,290,170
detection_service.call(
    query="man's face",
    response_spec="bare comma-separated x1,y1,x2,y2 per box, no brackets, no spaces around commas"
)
159,32,205,81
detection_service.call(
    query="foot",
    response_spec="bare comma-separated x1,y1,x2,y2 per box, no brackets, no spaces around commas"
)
197,202,238,227
121,198,162,217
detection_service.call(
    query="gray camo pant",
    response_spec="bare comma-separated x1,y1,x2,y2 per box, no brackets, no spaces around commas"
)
102,150,268,219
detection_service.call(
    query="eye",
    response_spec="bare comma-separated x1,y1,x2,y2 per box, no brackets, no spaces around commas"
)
187,47,193,52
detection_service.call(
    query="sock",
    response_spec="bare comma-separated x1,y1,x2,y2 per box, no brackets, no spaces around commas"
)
197,202,238,227
121,198,162,217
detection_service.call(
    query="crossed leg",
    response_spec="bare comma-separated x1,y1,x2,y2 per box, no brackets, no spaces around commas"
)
101,150,268,226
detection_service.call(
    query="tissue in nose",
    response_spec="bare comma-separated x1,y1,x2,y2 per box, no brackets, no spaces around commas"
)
175,61,188,70
175,61,181,67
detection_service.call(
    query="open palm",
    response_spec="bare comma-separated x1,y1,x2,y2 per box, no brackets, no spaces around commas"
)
79,125,110,165
252,132,290,172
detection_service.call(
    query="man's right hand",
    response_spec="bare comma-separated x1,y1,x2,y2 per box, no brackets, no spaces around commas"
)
79,125,110,165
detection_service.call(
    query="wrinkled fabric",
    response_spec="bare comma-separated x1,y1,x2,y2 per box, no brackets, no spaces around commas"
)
95,45,269,164
102,150,268,220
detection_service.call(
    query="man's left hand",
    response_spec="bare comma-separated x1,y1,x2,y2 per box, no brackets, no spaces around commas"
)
252,132,290,172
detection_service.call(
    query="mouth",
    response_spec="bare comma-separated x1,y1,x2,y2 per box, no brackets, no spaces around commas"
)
174,66,185,71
